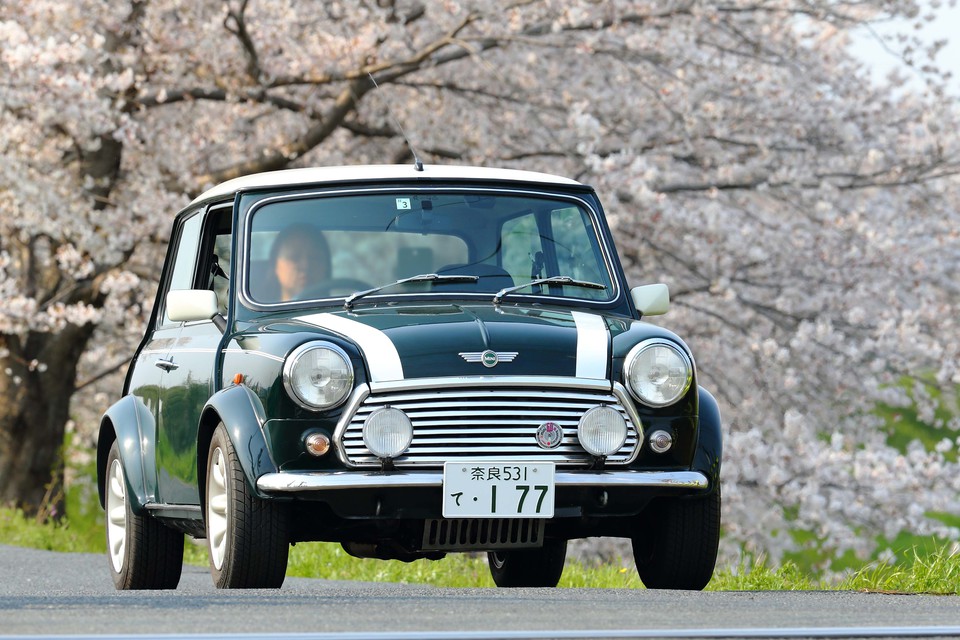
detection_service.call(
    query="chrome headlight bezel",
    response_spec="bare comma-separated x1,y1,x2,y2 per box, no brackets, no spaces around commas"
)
282,342,354,411
624,339,693,408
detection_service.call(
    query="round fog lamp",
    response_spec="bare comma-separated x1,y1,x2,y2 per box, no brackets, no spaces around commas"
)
363,407,413,459
578,406,628,457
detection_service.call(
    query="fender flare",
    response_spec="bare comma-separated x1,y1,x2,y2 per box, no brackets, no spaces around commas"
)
197,384,277,510
96,395,155,513
693,386,723,495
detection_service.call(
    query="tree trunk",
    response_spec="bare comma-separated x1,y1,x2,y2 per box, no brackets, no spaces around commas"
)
0,324,98,517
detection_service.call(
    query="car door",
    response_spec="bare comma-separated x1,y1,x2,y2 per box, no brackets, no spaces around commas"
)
155,204,233,506
127,210,202,505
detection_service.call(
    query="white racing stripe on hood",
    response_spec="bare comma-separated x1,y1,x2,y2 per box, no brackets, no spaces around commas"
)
298,313,404,382
572,311,609,379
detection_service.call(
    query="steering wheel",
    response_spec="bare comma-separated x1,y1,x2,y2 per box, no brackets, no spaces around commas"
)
300,278,372,299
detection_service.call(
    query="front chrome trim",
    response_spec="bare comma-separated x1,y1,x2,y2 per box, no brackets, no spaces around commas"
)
366,375,611,394
333,384,373,467
333,377,640,469
612,381,645,461
256,470,709,493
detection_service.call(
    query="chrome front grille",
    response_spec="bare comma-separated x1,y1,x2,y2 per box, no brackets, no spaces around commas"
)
338,383,641,467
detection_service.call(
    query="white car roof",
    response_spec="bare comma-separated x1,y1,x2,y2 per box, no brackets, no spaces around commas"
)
191,164,582,204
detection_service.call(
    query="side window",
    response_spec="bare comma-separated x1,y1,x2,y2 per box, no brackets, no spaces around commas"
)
198,206,233,316
160,212,203,326
211,234,231,315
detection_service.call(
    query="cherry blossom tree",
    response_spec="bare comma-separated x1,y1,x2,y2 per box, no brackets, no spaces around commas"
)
2,0,958,565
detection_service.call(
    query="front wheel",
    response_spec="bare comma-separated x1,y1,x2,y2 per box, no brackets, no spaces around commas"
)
487,539,567,587
206,423,289,588
632,488,721,590
104,440,184,590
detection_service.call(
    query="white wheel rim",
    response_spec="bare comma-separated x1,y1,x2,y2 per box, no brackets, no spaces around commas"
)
207,446,229,570
106,458,127,573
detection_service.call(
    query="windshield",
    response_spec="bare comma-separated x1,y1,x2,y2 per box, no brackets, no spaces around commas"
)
244,190,615,306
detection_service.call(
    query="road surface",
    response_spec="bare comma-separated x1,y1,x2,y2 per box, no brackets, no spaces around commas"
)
1,545,959,638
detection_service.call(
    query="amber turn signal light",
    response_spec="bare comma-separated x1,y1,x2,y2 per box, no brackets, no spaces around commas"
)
304,432,331,457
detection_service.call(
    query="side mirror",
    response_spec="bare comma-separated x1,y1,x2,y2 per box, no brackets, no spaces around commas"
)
630,283,670,316
167,289,219,323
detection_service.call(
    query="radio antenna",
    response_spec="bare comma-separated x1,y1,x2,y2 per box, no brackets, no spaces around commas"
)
368,73,424,171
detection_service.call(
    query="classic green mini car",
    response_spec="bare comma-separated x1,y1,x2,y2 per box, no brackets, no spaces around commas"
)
97,164,722,590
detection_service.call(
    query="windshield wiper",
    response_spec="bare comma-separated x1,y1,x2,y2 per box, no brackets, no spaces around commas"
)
344,273,479,309
493,276,606,305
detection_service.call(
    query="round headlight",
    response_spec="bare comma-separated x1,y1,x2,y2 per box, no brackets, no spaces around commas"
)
363,407,413,459
282,343,354,410
578,406,628,457
625,340,693,407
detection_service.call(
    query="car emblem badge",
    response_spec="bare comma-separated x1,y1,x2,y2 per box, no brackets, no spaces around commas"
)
459,350,518,367
536,422,564,449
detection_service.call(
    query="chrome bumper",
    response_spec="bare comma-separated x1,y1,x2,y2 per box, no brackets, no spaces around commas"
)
257,469,708,493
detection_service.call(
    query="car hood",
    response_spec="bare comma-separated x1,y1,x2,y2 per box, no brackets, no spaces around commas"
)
291,304,611,382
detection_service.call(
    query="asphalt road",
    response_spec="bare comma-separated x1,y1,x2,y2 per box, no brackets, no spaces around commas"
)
1,545,959,639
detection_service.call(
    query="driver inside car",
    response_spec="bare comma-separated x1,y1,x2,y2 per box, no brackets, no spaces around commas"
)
264,223,330,302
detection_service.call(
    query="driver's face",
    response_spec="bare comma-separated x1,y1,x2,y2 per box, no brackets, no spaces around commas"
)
275,236,328,300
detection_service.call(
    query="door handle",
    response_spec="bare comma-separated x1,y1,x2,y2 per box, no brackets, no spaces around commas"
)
155,359,179,372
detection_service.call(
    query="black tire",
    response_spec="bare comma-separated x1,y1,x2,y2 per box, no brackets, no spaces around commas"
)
632,487,721,590
487,539,567,587
104,440,184,590
206,423,289,589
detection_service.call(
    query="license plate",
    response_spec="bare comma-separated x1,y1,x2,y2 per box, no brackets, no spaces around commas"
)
442,462,555,518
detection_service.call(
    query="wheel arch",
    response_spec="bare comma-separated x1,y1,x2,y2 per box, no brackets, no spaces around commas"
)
693,385,723,495
197,384,276,517
97,396,153,513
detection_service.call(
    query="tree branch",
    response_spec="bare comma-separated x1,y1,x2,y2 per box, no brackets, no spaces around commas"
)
224,0,262,83
75,358,130,391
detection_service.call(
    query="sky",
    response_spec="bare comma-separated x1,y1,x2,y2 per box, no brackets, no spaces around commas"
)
850,3,960,96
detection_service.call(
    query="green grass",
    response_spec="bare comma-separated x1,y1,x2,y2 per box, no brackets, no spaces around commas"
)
3,505,958,592
0,506,103,553
284,542,647,588
837,547,960,594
